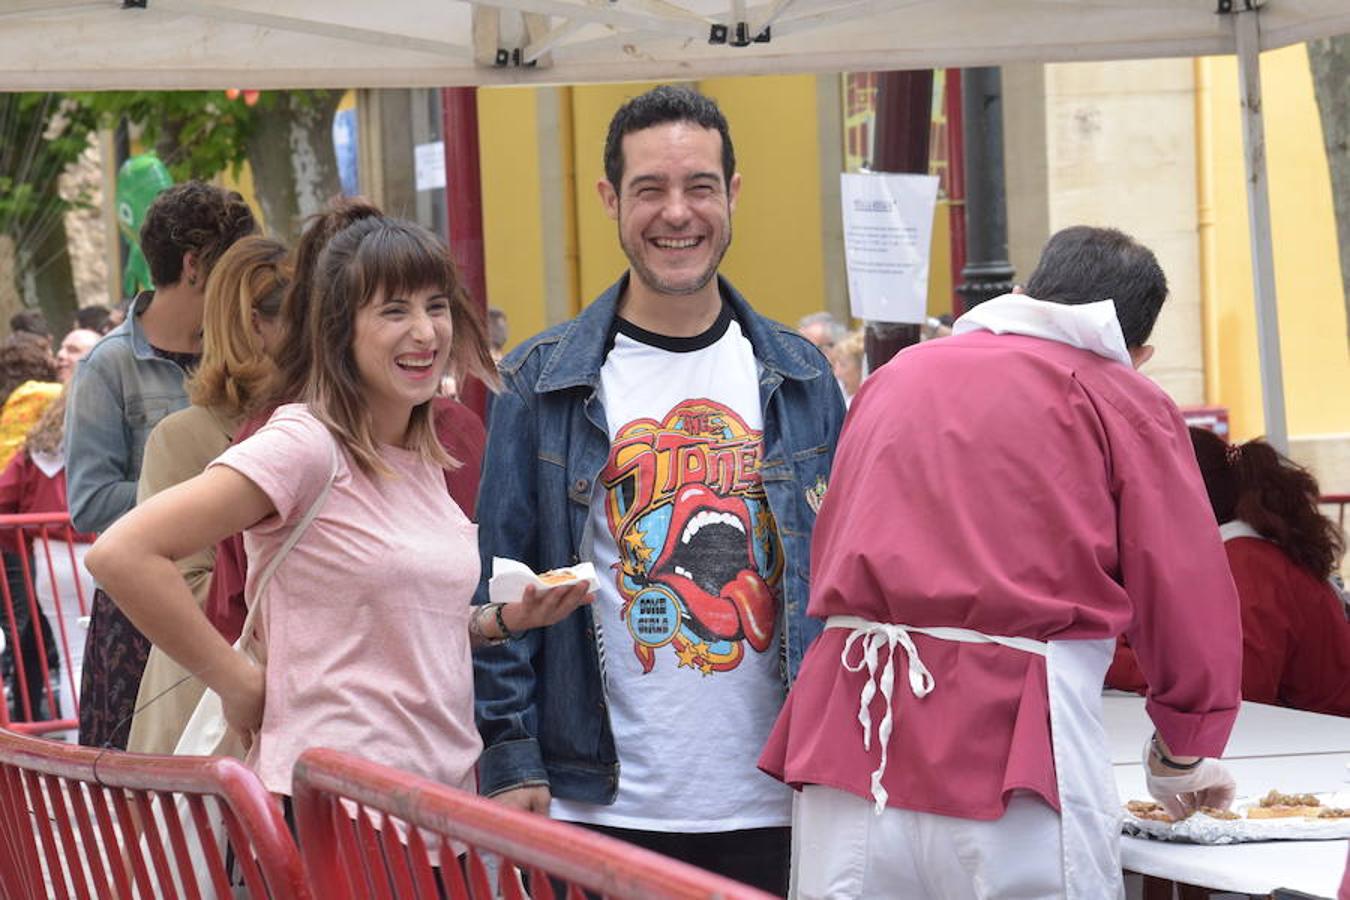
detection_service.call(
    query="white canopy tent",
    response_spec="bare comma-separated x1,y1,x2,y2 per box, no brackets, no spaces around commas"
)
2,0,1347,90
3,0,1349,448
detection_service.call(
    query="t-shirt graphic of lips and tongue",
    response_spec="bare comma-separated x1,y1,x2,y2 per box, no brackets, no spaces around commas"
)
549,303,792,832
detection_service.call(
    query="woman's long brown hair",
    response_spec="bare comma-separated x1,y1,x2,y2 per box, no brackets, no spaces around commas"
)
303,216,498,476
1190,426,1344,580
262,197,383,410
24,389,66,456
187,235,289,417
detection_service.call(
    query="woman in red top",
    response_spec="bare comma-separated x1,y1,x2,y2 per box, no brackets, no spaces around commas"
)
1108,428,1348,716
0,329,99,721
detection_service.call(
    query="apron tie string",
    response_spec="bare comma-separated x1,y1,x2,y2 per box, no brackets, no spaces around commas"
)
828,615,1050,814
839,622,935,812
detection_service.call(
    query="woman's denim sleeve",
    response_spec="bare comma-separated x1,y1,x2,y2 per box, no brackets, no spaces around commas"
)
472,378,551,796
64,361,136,533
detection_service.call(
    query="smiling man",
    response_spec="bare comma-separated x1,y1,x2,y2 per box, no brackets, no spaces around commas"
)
472,86,845,894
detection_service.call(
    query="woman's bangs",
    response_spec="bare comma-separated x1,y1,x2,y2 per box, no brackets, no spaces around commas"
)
355,225,457,306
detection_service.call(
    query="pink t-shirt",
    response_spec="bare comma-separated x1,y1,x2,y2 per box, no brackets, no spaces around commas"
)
211,404,482,795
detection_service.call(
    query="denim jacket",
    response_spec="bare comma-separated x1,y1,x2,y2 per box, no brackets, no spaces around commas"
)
64,292,192,533
472,274,846,803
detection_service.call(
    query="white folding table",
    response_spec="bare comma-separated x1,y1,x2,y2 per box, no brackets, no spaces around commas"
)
1102,694,1350,897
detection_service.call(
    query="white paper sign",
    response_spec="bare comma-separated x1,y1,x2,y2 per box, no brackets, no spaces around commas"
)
840,172,940,324
414,140,446,192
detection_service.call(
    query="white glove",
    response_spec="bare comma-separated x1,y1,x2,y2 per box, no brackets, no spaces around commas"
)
1143,737,1237,820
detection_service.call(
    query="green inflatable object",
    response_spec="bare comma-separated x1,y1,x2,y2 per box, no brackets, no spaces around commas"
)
115,154,173,297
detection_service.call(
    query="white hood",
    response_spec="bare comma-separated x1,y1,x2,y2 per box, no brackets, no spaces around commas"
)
29,448,64,479
952,293,1132,367
1219,520,1265,543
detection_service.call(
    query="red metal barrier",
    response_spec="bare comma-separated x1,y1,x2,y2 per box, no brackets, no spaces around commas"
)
0,513,93,737
293,748,776,900
1321,494,1348,531
0,727,310,899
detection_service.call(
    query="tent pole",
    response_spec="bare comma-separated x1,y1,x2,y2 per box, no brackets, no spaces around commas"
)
442,86,489,420
1234,7,1289,453
864,69,932,371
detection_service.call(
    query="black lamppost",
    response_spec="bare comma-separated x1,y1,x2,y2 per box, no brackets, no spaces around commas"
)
957,67,1015,311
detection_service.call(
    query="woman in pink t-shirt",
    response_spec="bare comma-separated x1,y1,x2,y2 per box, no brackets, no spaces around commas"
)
87,217,592,797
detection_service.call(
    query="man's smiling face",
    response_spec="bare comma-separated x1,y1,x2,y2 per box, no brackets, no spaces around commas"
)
602,121,740,298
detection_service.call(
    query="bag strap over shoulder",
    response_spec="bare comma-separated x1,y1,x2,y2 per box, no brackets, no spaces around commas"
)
235,434,339,654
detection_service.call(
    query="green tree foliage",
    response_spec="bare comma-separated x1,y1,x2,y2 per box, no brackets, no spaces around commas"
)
0,94,97,237
2,88,341,328
73,89,341,236
0,93,99,327
72,90,255,181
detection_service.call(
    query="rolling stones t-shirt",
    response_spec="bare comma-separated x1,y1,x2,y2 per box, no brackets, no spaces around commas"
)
549,302,792,832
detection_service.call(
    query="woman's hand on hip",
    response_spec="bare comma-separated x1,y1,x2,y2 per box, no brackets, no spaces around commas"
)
219,658,266,750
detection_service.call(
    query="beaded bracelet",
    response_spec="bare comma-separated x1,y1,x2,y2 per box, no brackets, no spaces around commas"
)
493,602,520,641
1151,734,1203,771
469,604,507,646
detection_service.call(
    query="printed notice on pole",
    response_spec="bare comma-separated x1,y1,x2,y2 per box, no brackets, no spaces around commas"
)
414,141,447,192
840,172,939,323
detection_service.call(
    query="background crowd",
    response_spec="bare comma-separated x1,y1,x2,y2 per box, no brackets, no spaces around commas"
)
0,84,1344,899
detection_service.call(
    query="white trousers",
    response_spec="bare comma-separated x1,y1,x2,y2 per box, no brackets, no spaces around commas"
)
34,539,94,717
791,785,1065,900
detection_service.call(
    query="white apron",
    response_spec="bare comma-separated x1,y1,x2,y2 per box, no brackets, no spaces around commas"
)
827,616,1123,900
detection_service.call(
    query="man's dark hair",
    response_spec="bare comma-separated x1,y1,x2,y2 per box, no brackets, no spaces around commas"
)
140,181,257,288
0,332,57,402
75,305,112,334
8,309,49,341
603,85,735,192
1023,226,1168,347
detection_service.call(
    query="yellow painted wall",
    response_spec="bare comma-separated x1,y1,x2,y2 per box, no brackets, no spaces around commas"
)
557,87,581,320
478,87,551,349
1203,46,1350,440
700,75,826,327
929,198,952,320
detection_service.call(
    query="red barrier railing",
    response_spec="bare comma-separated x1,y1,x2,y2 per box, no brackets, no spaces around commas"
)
1321,494,1348,532
293,748,776,900
0,727,310,899
0,513,93,737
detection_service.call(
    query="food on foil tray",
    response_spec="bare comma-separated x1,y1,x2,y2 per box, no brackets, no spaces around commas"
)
1244,789,1348,819
1123,789,1350,844
1126,790,1348,823
1125,800,1175,823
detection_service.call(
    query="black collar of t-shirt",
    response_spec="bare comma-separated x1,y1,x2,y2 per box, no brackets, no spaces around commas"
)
606,297,734,356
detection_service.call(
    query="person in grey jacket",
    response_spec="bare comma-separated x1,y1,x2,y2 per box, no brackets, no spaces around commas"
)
65,180,255,748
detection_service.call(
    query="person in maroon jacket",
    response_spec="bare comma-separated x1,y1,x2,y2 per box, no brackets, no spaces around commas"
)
764,227,1241,899
0,330,98,721
1108,427,1348,716
204,198,488,644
